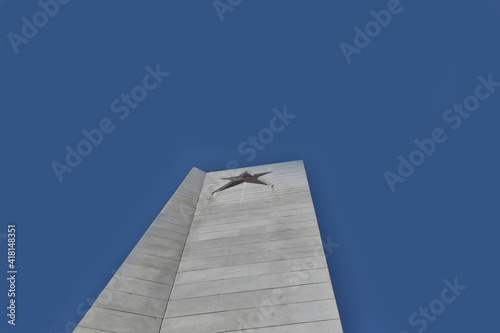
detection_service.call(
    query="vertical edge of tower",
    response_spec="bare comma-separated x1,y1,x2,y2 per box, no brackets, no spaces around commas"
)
74,167,206,333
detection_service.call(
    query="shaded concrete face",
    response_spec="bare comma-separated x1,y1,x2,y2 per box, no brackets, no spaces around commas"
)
75,167,206,333
76,161,343,333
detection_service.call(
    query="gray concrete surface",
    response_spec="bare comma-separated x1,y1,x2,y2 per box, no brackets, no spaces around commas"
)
76,161,343,333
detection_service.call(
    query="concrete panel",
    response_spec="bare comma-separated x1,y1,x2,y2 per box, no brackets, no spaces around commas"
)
77,307,161,333
106,274,172,300
225,319,344,333
165,283,335,318
93,289,167,318
170,268,332,299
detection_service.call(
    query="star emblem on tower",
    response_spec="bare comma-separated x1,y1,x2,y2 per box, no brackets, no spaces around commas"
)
213,171,272,194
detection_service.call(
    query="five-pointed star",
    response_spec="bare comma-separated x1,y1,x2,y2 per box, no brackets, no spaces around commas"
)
213,171,272,193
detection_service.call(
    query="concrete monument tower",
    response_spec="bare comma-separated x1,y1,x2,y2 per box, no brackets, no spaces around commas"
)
75,160,343,332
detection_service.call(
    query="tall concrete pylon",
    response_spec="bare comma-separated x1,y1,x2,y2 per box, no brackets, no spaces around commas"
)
75,160,343,333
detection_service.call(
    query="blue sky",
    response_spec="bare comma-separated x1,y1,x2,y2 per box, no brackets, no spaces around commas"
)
1,1,500,332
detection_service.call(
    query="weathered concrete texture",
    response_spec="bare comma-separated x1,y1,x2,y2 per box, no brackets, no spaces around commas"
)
76,161,343,333
75,167,206,333
161,160,343,333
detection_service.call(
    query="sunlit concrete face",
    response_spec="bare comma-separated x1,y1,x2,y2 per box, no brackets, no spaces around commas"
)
75,160,343,333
